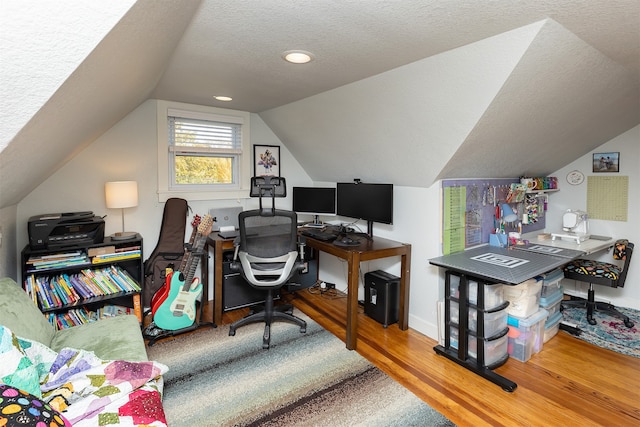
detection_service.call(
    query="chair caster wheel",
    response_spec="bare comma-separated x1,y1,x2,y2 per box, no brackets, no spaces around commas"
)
588,318,597,325
625,320,634,328
300,327,306,333
229,329,236,336
262,343,270,350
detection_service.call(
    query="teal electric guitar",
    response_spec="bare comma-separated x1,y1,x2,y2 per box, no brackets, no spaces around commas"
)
154,215,213,331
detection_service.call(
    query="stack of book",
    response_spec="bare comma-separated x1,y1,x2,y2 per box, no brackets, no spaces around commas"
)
26,251,90,271
46,304,137,330
23,266,141,310
89,245,141,264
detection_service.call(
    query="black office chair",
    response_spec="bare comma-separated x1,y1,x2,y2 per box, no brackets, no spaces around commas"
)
228,177,307,348
562,239,634,328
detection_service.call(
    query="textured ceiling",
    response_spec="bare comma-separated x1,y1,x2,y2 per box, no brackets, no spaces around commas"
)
1,0,639,208
152,0,640,113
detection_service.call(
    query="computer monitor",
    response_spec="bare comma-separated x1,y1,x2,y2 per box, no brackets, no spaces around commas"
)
336,182,393,238
292,186,336,226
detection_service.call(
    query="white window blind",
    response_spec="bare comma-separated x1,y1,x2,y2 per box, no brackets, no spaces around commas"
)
168,116,242,154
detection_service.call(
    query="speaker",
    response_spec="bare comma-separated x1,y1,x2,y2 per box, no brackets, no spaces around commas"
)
364,270,400,327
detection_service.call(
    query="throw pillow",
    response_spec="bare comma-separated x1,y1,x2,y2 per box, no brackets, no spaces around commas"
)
0,383,70,426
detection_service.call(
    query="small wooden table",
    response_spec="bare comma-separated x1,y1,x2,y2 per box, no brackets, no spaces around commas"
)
301,235,411,350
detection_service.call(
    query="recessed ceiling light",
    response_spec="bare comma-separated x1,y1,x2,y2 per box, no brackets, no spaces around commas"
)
283,50,314,64
213,95,232,101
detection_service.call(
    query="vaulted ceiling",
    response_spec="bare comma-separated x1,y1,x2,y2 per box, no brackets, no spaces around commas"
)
1,0,639,208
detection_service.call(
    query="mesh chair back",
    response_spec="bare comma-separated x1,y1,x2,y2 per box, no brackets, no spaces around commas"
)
239,209,298,258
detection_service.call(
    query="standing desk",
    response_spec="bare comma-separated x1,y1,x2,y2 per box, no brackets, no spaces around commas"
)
205,233,411,350
428,237,613,391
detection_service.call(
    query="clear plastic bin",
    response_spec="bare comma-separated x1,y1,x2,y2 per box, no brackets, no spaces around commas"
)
504,279,542,317
507,308,548,362
539,286,563,319
539,268,564,298
544,311,562,343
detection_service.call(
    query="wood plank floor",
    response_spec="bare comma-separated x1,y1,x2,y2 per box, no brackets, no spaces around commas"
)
197,290,640,427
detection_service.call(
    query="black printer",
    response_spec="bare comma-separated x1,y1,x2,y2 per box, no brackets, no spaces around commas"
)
28,211,105,250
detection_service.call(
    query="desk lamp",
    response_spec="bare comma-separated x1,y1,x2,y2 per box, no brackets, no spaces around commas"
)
501,203,518,225
105,181,138,240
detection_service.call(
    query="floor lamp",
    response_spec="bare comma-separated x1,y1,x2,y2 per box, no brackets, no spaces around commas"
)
105,181,138,241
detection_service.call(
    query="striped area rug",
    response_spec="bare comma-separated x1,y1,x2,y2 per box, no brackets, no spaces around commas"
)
147,312,454,426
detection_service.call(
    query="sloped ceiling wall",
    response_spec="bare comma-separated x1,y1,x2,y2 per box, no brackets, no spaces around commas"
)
0,0,202,208
437,19,639,180
260,19,639,187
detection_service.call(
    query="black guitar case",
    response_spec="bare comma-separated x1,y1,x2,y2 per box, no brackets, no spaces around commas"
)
142,198,189,308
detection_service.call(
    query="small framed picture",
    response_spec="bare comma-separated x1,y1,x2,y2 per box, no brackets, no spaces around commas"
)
253,145,280,177
592,152,620,173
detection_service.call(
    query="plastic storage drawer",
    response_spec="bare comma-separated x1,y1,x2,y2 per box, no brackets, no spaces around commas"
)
449,277,504,310
450,301,508,338
449,326,509,368
507,308,548,362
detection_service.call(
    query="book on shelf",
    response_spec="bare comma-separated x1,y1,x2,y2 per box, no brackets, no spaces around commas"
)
91,249,141,264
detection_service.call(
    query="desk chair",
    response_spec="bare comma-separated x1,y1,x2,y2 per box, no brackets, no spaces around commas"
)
562,239,634,328
228,177,307,348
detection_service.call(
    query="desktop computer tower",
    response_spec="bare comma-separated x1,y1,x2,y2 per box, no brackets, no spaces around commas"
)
364,270,399,328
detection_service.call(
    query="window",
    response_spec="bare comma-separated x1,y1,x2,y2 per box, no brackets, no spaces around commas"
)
157,101,251,202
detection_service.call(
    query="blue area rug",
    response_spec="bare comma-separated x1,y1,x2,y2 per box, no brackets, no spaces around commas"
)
561,305,640,358
147,312,454,426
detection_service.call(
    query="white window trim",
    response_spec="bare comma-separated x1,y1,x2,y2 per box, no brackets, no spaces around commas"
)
157,100,252,202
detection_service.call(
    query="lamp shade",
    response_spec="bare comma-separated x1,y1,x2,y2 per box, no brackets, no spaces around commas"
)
105,181,138,209
501,203,518,223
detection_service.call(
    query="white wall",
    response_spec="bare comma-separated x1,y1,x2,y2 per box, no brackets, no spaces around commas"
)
14,101,640,341
546,125,640,309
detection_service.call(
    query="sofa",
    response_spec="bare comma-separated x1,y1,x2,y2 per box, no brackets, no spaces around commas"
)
0,277,168,426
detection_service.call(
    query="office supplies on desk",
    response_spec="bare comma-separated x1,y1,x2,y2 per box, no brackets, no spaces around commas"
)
301,228,337,242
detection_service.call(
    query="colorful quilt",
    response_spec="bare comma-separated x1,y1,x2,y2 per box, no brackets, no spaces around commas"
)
1,325,168,426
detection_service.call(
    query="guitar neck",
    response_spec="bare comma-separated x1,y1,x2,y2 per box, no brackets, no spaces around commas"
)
180,233,208,291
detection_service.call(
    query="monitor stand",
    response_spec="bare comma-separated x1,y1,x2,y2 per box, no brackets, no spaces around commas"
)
304,215,325,228
365,220,374,240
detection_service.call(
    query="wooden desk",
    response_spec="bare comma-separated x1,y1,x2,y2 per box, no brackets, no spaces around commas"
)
205,232,411,351
302,235,411,350
203,234,235,326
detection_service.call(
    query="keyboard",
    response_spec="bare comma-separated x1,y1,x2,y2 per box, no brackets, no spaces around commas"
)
301,229,338,242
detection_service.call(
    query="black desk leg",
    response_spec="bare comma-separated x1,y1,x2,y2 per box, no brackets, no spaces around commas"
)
434,345,517,392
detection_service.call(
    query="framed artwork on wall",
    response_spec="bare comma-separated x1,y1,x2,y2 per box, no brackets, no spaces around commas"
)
592,152,620,173
253,144,280,177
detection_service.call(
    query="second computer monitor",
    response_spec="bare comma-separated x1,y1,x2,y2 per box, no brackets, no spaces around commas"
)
292,186,336,225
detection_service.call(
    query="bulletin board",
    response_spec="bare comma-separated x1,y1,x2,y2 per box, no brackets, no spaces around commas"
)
442,179,547,254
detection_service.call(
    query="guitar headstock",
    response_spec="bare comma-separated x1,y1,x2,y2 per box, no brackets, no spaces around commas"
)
191,214,202,229
198,214,214,236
